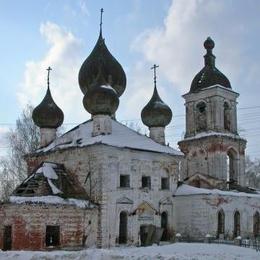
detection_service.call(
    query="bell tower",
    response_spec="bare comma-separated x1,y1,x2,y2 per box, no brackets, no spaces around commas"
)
178,37,246,187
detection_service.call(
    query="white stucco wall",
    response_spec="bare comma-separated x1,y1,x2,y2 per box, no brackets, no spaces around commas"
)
174,192,260,240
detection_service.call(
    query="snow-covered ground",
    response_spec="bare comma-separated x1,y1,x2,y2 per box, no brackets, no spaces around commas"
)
0,243,259,260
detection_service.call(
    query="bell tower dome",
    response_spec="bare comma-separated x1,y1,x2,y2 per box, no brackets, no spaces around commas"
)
178,38,246,187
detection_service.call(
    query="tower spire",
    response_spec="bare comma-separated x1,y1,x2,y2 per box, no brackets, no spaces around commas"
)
100,8,104,36
47,66,52,89
204,37,215,67
151,64,159,89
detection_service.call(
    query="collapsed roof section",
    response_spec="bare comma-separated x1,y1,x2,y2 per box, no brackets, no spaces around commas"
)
12,162,88,200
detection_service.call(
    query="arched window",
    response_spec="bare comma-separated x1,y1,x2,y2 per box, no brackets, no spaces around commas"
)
224,102,231,131
119,211,128,244
227,149,237,183
217,209,225,238
234,211,240,238
253,211,260,238
196,102,207,132
161,211,168,241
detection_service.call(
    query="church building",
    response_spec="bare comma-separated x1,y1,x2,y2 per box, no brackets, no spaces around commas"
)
0,12,259,251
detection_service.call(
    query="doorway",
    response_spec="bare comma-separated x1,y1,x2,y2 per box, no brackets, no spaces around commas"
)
161,211,168,241
3,225,12,251
119,211,127,244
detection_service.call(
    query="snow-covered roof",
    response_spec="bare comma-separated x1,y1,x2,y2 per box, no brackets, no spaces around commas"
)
175,184,260,198
9,195,95,209
181,131,246,142
35,119,183,156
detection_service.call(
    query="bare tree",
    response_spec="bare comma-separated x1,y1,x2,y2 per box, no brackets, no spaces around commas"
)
245,156,260,189
0,105,40,200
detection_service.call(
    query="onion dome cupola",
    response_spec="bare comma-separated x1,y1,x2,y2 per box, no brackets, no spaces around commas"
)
190,37,231,93
83,65,119,116
78,8,126,97
32,67,64,129
141,65,172,128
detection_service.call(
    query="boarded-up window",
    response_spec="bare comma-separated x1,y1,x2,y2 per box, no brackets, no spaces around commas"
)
142,176,151,189
46,226,60,247
120,175,130,188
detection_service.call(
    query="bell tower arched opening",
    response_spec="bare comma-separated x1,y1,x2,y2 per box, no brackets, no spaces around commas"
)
196,101,207,132
224,102,231,131
227,148,238,183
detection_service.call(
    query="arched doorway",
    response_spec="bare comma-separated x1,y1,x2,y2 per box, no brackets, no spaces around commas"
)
119,211,127,244
234,211,240,238
253,211,260,238
161,211,168,241
217,209,225,238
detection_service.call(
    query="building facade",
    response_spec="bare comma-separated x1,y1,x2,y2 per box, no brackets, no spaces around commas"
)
0,21,259,250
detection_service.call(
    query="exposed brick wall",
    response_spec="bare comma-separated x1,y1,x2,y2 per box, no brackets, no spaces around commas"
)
0,203,97,250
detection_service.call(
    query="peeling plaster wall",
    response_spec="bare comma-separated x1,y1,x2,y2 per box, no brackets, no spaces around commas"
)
179,135,246,185
174,194,260,240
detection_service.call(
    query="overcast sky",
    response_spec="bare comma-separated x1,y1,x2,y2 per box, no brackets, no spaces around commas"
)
0,0,260,158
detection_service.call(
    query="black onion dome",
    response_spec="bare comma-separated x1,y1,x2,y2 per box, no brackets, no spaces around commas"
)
79,32,126,97
190,37,231,93
141,86,172,128
83,67,119,116
32,87,64,129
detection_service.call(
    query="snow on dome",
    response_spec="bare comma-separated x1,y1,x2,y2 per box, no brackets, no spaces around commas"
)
36,120,183,156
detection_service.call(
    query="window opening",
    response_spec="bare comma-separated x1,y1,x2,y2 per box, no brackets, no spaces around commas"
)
46,225,60,247
161,177,169,190
120,175,130,188
142,176,151,189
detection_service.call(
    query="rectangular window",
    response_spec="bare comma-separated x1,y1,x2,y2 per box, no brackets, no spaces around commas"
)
161,177,169,190
120,175,130,188
46,225,60,247
142,176,151,189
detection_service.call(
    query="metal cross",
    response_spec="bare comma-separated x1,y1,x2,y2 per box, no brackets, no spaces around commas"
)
100,8,104,33
151,64,159,87
47,66,52,88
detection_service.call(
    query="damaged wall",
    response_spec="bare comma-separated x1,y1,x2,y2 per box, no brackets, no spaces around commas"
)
0,203,97,250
